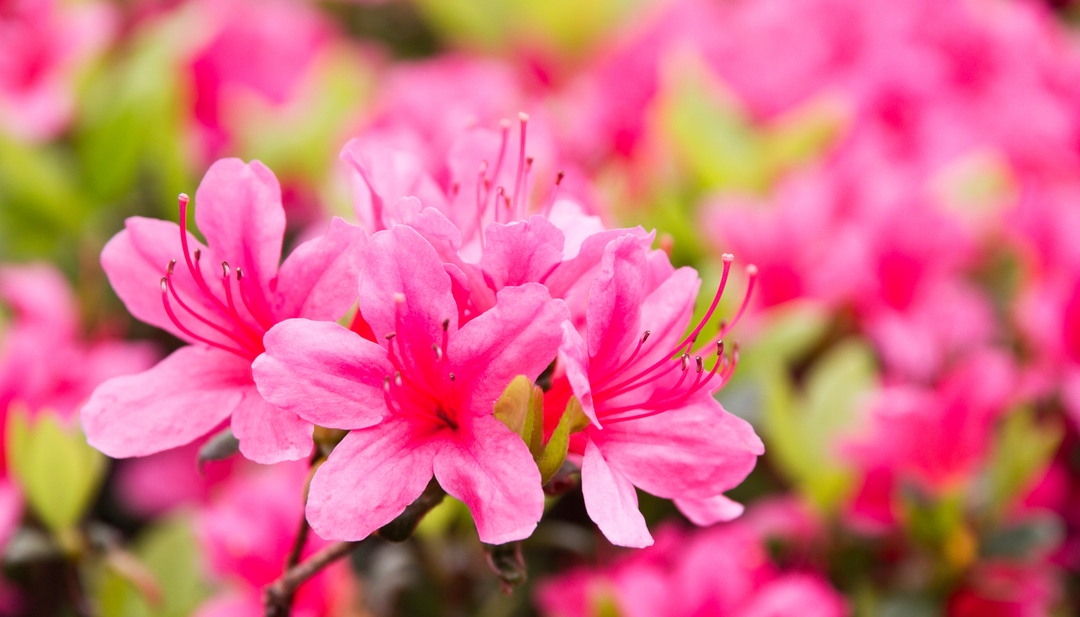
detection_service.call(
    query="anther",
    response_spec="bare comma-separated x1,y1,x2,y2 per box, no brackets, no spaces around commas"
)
221,261,230,278
449,373,456,381
385,332,396,340
722,253,734,263
642,331,651,343
696,356,704,372
194,248,201,262
167,259,176,276
384,377,391,392
393,292,406,304
394,372,403,388
432,344,443,361
442,318,450,332
680,354,690,371
236,268,244,281
555,171,565,185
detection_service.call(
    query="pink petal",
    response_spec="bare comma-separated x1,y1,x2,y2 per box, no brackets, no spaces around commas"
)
253,319,389,430
0,480,23,550
581,438,652,548
432,414,544,544
101,217,226,344
230,385,313,464
81,346,250,458
585,234,650,376
305,418,439,541
450,284,570,415
558,321,599,427
480,216,565,290
272,217,367,322
358,225,458,368
193,159,285,311
593,397,763,500
0,263,77,337
636,266,700,367
341,138,448,232
675,494,745,526
543,227,651,300
191,594,262,617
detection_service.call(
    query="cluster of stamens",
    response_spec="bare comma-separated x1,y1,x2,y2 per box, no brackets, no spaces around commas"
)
158,194,269,361
380,294,461,430
591,255,758,425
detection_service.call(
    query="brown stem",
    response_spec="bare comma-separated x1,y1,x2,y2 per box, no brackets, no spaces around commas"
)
264,541,360,617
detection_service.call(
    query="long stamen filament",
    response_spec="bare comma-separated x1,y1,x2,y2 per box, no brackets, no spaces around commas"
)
160,279,250,358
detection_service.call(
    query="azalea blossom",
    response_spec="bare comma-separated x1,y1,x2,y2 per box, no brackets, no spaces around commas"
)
536,516,847,617
551,232,764,547
82,158,366,464
0,0,116,141
253,224,570,544
192,461,354,617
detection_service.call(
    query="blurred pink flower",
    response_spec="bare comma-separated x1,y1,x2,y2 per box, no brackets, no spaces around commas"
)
0,0,117,141
187,0,332,161
536,520,845,617
552,234,762,547
82,158,366,464
253,225,570,544
114,439,241,518
948,562,1060,617
192,461,352,617
845,350,1017,497
0,263,157,423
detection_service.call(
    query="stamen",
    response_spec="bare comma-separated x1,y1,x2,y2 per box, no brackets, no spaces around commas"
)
594,330,651,388
681,254,733,349
484,120,511,214
432,344,443,361
719,265,758,339
344,151,386,232
542,171,565,217
164,269,256,351
218,262,263,342
519,157,534,219
160,278,249,358
475,160,489,244
234,268,273,330
511,112,528,216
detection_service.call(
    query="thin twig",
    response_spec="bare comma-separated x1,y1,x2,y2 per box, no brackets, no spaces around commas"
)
264,541,361,617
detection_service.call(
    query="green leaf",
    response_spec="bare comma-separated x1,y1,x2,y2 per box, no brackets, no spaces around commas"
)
538,404,572,485
92,517,210,617
762,339,876,512
494,375,534,439
565,396,591,434
6,407,106,533
987,407,1063,519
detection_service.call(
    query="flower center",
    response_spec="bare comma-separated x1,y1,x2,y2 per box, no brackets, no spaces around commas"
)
158,194,269,361
380,299,460,431
589,257,758,424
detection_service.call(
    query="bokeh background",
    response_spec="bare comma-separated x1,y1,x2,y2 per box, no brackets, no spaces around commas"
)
3,0,1080,615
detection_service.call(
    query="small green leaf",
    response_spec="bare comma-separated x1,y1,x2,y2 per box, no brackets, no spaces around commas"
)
988,407,1063,519
494,375,534,439
538,406,572,485
527,383,545,457
6,408,106,533
565,396,591,434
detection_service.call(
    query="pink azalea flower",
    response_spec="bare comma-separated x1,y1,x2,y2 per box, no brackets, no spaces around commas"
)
552,233,763,547
947,562,1060,617
113,439,242,517
82,158,367,464
0,263,157,423
0,262,156,553
252,224,571,544
0,0,116,141
192,461,353,617
844,349,1017,497
342,117,623,328
187,0,332,161
536,520,846,617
